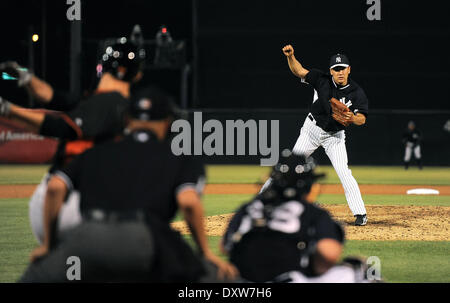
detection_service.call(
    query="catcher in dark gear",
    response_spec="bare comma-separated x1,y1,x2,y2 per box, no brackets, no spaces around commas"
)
261,149,325,202
222,150,373,282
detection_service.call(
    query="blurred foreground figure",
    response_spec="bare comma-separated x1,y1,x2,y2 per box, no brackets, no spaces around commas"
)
222,150,376,283
1,38,145,244
19,87,238,282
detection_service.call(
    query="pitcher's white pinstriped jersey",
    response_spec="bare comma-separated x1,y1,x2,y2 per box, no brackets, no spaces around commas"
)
293,69,369,216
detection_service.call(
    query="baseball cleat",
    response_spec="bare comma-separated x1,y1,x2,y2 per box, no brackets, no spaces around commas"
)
354,214,367,226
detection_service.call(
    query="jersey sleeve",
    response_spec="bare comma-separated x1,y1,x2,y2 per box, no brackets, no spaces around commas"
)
174,156,206,196
39,113,81,140
67,93,126,140
314,211,345,244
352,89,369,117
44,90,79,112
301,69,325,90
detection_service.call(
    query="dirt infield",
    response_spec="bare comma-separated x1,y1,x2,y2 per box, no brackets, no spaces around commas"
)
171,205,450,241
0,184,37,198
2,183,449,241
1,183,450,198
203,184,450,195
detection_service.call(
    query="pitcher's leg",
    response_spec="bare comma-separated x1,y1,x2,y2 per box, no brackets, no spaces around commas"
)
325,140,366,217
292,120,321,157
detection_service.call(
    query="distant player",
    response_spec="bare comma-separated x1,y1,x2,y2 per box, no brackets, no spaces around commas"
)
403,121,422,170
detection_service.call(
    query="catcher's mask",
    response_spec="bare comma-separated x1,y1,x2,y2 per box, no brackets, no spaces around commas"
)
98,37,146,82
262,150,325,202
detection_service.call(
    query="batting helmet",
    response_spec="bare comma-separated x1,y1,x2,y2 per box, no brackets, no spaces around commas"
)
261,150,325,202
98,37,146,82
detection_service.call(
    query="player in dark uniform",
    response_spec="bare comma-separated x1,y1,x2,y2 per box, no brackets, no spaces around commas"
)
261,46,369,226
224,150,370,283
19,87,238,282
0,38,145,243
403,121,422,170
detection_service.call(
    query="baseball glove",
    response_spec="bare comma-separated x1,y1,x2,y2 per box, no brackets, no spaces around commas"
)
330,97,353,127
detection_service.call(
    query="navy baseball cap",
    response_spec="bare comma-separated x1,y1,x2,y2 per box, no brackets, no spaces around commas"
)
329,53,350,69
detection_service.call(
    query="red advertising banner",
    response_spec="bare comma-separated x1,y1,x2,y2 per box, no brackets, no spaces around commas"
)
0,110,58,164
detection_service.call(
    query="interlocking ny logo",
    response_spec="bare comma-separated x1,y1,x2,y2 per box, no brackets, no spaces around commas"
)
336,57,342,63
340,97,353,108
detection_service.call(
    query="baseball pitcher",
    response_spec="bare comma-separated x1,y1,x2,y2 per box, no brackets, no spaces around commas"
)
261,45,369,226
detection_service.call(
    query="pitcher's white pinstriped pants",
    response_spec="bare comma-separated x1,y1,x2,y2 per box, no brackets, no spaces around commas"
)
261,115,366,216
293,115,366,215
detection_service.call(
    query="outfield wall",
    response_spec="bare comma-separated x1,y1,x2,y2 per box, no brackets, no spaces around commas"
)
0,113,58,164
0,109,448,166
184,109,450,166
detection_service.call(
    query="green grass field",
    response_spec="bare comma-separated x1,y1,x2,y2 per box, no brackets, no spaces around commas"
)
0,165,449,282
1,164,450,185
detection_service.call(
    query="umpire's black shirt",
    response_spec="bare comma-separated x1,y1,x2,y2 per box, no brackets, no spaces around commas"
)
55,129,205,222
302,69,369,132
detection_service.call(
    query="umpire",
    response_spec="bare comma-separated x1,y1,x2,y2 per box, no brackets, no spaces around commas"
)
222,150,370,282
19,87,237,282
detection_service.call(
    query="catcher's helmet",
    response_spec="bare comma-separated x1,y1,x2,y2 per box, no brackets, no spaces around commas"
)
262,150,325,201
98,37,146,82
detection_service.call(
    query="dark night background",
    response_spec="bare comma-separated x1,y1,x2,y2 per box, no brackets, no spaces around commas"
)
0,0,449,165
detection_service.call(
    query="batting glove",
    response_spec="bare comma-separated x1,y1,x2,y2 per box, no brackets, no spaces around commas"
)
0,61,32,87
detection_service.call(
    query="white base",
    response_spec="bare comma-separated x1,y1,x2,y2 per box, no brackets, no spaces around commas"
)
406,188,440,195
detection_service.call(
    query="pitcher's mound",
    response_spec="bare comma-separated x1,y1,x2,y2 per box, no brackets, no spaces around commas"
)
171,205,450,241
